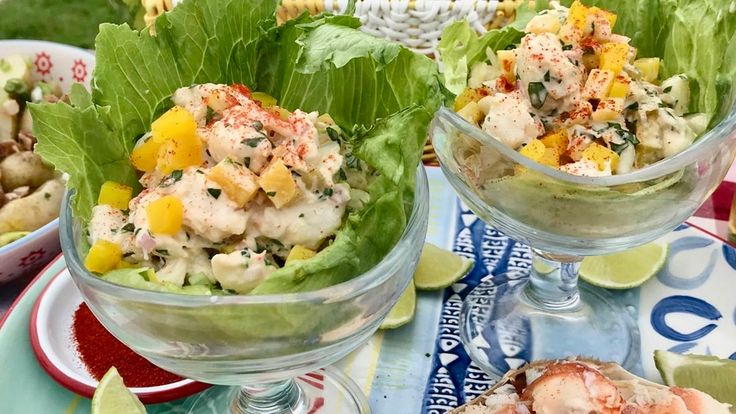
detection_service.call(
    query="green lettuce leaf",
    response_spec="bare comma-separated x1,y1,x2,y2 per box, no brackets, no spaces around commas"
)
32,0,444,296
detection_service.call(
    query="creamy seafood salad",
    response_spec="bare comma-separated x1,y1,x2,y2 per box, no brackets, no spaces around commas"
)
84,84,371,294
0,55,64,246
453,1,706,177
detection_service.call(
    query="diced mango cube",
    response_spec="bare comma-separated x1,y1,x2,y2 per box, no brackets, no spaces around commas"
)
208,158,260,207
567,1,589,30
258,158,297,208
609,73,631,98
454,87,490,112
457,101,485,125
98,181,133,210
497,50,517,83
539,147,561,168
286,245,316,263
590,6,617,28
525,13,561,34
130,138,162,173
151,106,197,144
157,134,204,174
519,139,546,162
540,129,569,154
583,69,615,100
633,58,660,83
599,43,630,74
85,240,122,273
592,97,624,122
582,142,620,170
146,195,184,235
251,92,277,108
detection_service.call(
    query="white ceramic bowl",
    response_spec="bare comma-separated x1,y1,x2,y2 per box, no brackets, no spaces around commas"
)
0,40,95,284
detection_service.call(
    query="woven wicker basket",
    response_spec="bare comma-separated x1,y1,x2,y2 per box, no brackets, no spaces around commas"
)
140,0,526,165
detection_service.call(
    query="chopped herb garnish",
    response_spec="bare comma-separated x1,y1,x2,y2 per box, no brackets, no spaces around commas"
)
241,250,251,258
663,86,672,93
44,192,51,199
196,169,205,174
207,188,222,199
134,228,142,236
528,82,548,109
170,169,183,181
122,252,135,258
345,153,361,170
155,249,169,256
252,121,263,130
326,127,340,141
562,44,573,51
266,191,276,197
245,137,264,147
322,187,334,197
610,142,629,154
299,213,305,218
338,168,347,181
243,157,251,168
206,106,216,123
4,78,29,101
625,102,639,111
121,223,135,233
544,71,551,82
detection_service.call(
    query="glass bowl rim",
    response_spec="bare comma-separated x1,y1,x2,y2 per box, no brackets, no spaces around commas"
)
435,102,736,186
60,166,429,305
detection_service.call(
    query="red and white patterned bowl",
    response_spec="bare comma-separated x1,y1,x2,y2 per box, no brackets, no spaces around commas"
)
0,40,95,284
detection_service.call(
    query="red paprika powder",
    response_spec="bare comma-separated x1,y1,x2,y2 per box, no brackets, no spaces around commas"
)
71,302,183,387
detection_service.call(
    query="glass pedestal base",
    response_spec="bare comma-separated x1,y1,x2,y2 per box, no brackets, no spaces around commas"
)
459,276,640,378
185,367,370,414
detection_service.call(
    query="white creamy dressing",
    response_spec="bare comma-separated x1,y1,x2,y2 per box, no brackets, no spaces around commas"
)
480,91,544,149
211,250,276,293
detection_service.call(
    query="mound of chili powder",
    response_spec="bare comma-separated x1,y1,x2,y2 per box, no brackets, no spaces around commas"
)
71,302,183,387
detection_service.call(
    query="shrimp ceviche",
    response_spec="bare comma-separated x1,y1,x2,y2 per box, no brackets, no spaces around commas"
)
458,360,730,414
84,84,368,294
453,1,706,177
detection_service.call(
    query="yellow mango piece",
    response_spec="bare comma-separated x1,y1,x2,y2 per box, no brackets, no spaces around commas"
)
98,181,133,210
258,158,297,208
583,69,615,100
146,195,184,235
599,43,630,74
157,134,204,174
539,147,561,168
633,58,660,83
567,1,589,30
454,87,489,112
609,73,631,98
582,142,620,170
592,97,624,122
286,245,316,263
251,91,277,108
130,138,162,173
540,129,569,154
456,101,485,125
519,139,546,162
208,158,260,207
85,240,122,274
151,106,197,144
590,6,617,28
497,50,517,83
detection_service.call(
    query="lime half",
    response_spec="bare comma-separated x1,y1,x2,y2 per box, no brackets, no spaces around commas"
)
654,350,736,407
414,243,473,290
92,367,147,414
380,280,416,330
579,242,668,289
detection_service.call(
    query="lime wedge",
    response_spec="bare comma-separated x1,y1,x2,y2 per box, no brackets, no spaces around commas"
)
579,242,668,289
414,243,473,290
654,350,736,407
92,367,147,414
380,280,416,330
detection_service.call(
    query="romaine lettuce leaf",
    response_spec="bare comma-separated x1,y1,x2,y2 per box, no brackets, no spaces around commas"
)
32,0,444,295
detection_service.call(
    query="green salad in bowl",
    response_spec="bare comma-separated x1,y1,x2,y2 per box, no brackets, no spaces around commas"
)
30,0,445,296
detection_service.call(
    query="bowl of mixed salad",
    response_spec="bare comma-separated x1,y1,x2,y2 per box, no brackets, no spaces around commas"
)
32,0,443,398
432,0,736,255
0,41,94,283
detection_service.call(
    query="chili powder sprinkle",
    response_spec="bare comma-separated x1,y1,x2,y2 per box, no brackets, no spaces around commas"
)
71,302,183,387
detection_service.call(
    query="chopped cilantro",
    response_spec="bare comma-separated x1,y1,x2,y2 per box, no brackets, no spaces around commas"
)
625,102,639,111
562,44,573,51
326,127,340,141
243,157,251,168
207,188,222,199
44,192,51,199
299,213,305,218
663,86,672,93
322,187,334,197
155,249,169,256
245,137,263,147
121,223,135,232
338,168,347,181
266,191,276,197
528,82,548,109
544,71,551,82
252,121,263,130
205,106,216,123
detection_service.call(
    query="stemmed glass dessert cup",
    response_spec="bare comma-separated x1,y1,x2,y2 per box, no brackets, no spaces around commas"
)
431,105,736,378
60,168,429,414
